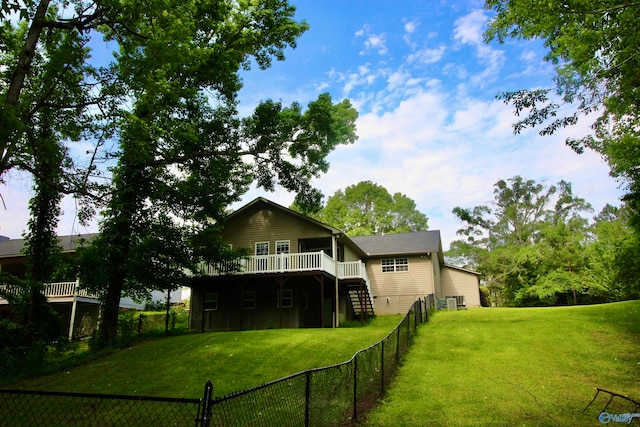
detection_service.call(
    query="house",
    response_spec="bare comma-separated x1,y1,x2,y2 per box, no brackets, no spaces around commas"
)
188,198,481,332
350,232,481,314
0,234,188,338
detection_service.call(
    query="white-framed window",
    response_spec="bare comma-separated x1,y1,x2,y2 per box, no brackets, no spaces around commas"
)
204,292,218,311
381,258,409,273
277,289,293,308
255,242,269,256
242,291,256,309
276,240,290,254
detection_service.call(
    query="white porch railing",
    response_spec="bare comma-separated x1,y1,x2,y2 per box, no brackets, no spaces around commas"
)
338,260,368,281
196,251,338,277
338,260,375,310
0,282,100,300
43,282,100,299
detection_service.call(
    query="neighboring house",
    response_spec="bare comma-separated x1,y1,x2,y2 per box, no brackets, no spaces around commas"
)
189,198,481,332
0,234,187,338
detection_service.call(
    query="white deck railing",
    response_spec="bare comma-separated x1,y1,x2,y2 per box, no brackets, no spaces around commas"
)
43,282,100,299
197,251,339,277
338,260,374,309
0,282,100,301
195,253,373,306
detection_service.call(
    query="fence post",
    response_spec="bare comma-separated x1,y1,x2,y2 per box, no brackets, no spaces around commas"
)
396,324,400,364
380,340,385,394
353,355,358,424
138,314,144,336
406,311,410,348
305,371,311,427
201,380,213,427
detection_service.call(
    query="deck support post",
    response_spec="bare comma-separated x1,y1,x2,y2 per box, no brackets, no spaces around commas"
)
68,278,80,340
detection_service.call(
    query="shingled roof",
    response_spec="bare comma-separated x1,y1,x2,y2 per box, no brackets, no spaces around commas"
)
0,234,97,258
350,230,443,261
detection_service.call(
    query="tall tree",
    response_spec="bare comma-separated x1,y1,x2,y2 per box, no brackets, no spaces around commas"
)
312,181,428,236
75,0,358,346
484,0,640,232
449,176,593,306
2,10,103,343
584,204,640,301
3,0,358,346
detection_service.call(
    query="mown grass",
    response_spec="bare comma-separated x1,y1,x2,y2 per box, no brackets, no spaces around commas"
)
7,315,402,399
364,301,640,426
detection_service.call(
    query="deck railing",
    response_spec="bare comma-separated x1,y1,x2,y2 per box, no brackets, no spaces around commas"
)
338,260,374,309
196,251,340,278
0,282,100,301
338,260,368,281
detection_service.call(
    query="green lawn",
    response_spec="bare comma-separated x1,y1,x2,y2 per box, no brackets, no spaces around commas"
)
364,301,640,426
8,315,402,399
6,302,639,425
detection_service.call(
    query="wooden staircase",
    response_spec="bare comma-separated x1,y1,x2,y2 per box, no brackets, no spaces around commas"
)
347,282,375,318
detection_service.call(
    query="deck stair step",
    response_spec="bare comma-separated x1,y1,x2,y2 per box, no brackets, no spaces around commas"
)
347,285,374,316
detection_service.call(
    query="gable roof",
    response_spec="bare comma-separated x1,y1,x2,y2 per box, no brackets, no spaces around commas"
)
350,231,444,262
443,263,482,276
226,197,343,234
0,234,96,258
227,198,368,258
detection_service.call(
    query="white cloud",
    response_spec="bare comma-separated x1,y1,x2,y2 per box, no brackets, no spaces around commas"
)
355,25,389,56
407,46,446,64
404,20,418,34
403,19,419,46
452,9,488,46
520,49,537,62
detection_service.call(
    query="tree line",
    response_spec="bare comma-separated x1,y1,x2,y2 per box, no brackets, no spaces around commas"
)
448,176,639,306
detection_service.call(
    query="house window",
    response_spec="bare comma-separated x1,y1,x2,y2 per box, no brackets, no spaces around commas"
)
204,292,218,311
276,240,290,254
382,258,409,273
255,242,269,271
277,289,293,308
255,242,269,256
242,291,256,309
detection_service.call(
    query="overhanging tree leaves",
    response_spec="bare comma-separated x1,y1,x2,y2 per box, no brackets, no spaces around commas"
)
484,0,640,231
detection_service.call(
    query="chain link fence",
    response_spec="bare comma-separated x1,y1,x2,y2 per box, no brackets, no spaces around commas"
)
0,296,434,426
135,311,189,337
0,387,207,427
205,296,434,426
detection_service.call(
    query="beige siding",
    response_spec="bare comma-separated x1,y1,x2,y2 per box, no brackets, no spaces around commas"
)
441,267,481,307
342,244,360,262
367,256,435,315
223,206,332,254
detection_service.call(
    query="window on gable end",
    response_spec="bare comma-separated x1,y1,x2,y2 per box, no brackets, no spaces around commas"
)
255,242,269,256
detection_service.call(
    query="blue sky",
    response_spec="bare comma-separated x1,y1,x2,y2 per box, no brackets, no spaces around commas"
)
0,0,624,249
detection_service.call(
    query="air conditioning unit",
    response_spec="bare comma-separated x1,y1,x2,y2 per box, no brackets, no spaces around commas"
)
446,297,457,311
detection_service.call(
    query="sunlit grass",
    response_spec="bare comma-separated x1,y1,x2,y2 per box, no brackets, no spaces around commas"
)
8,315,402,398
364,301,640,426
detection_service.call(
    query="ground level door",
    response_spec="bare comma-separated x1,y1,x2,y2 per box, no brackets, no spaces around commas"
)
324,297,333,328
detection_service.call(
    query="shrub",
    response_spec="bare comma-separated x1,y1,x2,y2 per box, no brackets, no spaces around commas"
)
479,286,491,307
